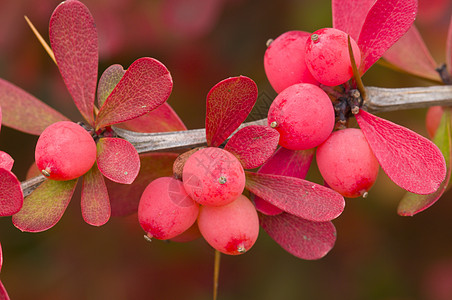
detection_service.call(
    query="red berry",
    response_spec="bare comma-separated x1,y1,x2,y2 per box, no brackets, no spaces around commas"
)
138,177,199,240
305,27,361,86
316,128,379,198
182,147,245,206
35,121,97,181
264,30,319,93
267,83,335,150
198,194,259,255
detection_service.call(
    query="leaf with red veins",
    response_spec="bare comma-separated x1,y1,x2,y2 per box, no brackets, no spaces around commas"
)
224,125,279,169
206,76,258,147
0,152,13,172
0,169,23,217
398,109,452,215
81,163,110,226
0,78,69,135
383,25,440,82
12,179,77,232
358,0,417,74
97,64,125,108
254,147,315,215
115,102,187,133
446,16,452,75
95,57,173,130
107,152,178,216
260,213,337,260
356,109,446,194
0,281,9,300
49,0,98,125
332,0,375,41
96,137,140,184
245,171,345,222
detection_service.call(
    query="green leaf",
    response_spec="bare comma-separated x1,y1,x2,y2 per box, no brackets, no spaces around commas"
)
12,179,77,232
398,109,452,216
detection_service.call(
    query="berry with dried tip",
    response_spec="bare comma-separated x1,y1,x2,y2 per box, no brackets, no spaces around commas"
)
35,121,97,181
182,147,245,206
267,83,335,150
138,177,199,240
198,194,259,255
264,30,319,93
305,27,361,86
316,128,379,198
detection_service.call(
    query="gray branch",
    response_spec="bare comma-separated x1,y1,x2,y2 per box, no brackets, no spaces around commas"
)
20,85,452,196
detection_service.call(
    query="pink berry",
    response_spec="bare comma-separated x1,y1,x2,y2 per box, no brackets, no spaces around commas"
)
35,121,97,181
305,27,361,86
267,83,335,150
138,177,199,240
426,106,443,138
182,147,245,206
316,128,379,198
198,194,259,255
264,30,319,93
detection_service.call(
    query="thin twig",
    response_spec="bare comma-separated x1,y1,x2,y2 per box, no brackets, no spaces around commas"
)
19,85,452,195
24,16,56,64
213,250,221,300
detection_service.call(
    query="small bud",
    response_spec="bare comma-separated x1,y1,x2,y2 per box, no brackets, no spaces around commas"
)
362,192,369,198
218,176,227,184
266,38,274,47
311,34,319,42
144,233,153,243
41,168,51,177
237,244,247,253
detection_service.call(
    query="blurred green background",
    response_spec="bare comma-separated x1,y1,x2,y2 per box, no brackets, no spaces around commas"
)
1,0,452,299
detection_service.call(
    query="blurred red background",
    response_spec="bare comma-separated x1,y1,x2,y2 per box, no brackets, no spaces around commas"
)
1,0,452,299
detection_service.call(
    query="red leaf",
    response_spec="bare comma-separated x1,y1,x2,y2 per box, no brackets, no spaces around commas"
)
0,280,9,300
49,0,98,125
383,25,440,82
0,78,68,135
398,109,452,215
358,0,417,73
0,152,13,172
206,76,258,147
356,109,446,194
245,171,345,222
96,137,140,184
260,213,337,260
224,125,279,169
97,64,125,108
107,152,178,216
332,0,375,41
253,147,315,215
95,57,173,130
0,169,23,216
447,16,452,75
115,102,187,133
12,179,77,232
81,163,110,226
259,147,314,179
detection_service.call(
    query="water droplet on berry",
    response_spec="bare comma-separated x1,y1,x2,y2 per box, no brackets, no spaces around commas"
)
270,121,278,128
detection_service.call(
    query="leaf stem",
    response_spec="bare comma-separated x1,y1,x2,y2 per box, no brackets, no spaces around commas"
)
347,35,367,101
24,16,57,65
213,250,221,300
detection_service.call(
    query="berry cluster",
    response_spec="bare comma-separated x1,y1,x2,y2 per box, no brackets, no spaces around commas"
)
265,27,376,198
138,147,259,255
